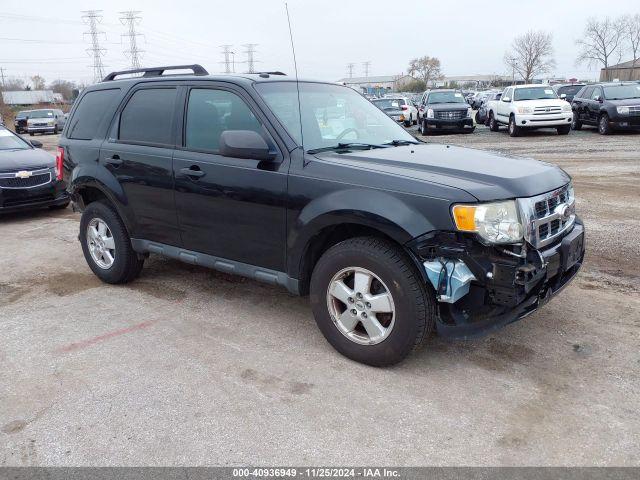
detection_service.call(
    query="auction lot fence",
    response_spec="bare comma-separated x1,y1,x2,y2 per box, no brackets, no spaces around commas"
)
0,468,638,480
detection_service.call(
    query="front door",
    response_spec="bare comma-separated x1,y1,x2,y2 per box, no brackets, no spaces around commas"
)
173,86,288,272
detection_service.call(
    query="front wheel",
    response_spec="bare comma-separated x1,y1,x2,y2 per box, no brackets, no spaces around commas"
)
489,112,499,132
571,112,582,130
310,237,435,366
508,115,520,137
420,119,429,136
404,116,412,128
598,114,612,135
557,125,571,135
80,200,144,284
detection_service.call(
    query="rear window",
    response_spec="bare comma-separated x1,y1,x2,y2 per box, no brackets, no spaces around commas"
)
68,89,120,140
558,85,583,96
119,88,176,145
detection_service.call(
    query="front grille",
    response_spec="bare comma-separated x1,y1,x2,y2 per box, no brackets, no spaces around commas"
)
533,106,562,115
3,194,54,207
628,105,640,116
518,184,575,249
0,169,52,189
435,110,466,120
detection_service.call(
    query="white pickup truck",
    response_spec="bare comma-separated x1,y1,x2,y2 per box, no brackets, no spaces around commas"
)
486,84,573,136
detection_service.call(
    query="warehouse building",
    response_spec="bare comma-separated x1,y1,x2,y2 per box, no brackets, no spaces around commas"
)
600,59,640,82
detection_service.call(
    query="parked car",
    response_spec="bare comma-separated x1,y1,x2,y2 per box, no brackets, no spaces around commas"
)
476,91,502,125
26,108,66,135
418,89,474,135
60,64,585,366
0,126,69,213
552,83,586,103
571,82,640,134
372,97,418,127
486,84,573,137
14,110,31,134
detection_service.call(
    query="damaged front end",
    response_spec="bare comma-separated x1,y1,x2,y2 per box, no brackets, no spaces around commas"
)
407,218,585,339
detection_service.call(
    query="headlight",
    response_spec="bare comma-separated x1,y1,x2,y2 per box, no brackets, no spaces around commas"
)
617,106,630,115
452,200,524,244
467,107,472,118
47,120,55,125
562,104,572,112
427,108,434,119
517,106,533,114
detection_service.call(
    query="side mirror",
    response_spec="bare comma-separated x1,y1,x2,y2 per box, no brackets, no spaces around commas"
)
30,139,43,148
502,96,511,102
219,130,275,161
560,93,567,99
597,95,604,103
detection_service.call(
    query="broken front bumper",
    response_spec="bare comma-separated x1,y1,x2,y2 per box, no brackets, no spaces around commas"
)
409,218,585,340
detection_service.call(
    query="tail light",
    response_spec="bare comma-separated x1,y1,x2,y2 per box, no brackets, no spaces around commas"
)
55,147,64,181
401,105,408,111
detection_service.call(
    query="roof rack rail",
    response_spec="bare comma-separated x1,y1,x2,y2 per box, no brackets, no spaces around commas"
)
102,64,209,82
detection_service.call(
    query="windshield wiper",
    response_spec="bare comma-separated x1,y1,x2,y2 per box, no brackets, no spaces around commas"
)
306,142,388,154
383,139,420,146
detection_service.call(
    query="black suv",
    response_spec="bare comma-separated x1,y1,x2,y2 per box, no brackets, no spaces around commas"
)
571,82,640,134
60,65,585,366
418,89,474,135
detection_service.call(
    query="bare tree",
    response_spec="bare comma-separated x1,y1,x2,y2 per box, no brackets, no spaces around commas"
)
576,17,624,81
30,75,46,90
504,30,555,83
49,79,78,101
0,78,25,91
622,13,640,78
408,56,443,87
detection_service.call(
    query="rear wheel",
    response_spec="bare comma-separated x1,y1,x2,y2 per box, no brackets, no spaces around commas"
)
508,115,520,137
571,112,582,130
598,114,612,135
310,237,435,366
557,125,571,135
80,200,144,284
489,112,499,132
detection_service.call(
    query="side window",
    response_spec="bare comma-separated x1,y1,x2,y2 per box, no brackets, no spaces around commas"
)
502,88,512,101
119,88,176,145
582,87,594,99
185,89,263,152
68,88,121,140
591,87,602,100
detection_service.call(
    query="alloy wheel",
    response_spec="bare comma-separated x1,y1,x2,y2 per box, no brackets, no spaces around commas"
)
87,218,116,269
326,266,395,345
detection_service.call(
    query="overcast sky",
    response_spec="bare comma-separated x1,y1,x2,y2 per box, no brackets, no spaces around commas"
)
0,0,638,87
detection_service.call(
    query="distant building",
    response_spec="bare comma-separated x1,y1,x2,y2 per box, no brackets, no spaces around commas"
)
337,75,417,94
1,90,58,106
436,74,520,89
600,59,640,82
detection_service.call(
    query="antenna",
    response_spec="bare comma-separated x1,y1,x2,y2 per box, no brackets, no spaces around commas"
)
285,3,304,153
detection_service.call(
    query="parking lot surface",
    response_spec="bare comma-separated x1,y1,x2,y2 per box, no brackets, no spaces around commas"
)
1,128,639,466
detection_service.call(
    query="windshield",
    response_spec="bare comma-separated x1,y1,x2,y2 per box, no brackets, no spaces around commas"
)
372,99,405,110
514,87,557,101
604,84,640,100
16,111,31,119
29,110,54,119
0,129,30,150
255,82,415,152
427,91,466,104
558,85,583,96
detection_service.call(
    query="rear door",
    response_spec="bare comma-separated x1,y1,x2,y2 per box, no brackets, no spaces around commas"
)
172,84,288,271
99,85,181,245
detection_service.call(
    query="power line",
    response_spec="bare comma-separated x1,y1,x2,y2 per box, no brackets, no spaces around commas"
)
242,44,258,73
220,45,235,74
362,61,371,77
119,11,144,69
346,63,355,78
81,10,107,83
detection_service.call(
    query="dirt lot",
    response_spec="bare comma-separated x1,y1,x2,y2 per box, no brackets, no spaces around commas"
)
1,127,639,466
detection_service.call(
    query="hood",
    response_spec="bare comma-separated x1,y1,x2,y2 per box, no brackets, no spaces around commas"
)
0,148,55,173
429,102,469,111
316,144,570,202
606,97,640,106
515,98,569,107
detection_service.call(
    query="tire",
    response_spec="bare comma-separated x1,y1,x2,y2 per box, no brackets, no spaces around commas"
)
489,112,499,132
598,114,612,135
309,237,435,366
413,115,418,126
80,200,144,284
404,116,411,128
29,132,34,136
557,125,571,135
508,115,520,137
571,112,582,130
53,125,59,135
420,119,430,136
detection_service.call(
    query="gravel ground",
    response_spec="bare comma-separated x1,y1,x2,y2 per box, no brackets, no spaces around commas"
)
1,128,639,466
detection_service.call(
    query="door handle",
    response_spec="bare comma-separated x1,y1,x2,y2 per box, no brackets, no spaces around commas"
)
180,166,205,178
104,155,123,166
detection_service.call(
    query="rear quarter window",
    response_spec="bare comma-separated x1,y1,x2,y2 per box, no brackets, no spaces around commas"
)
67,88,121,140
118,88,177,145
